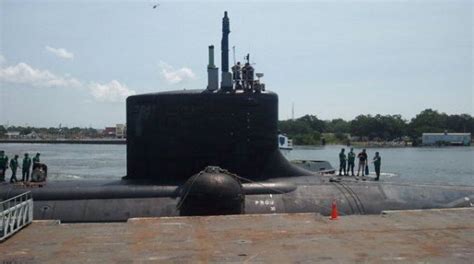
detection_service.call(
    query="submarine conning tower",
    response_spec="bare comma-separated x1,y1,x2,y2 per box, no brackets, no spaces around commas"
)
125,12,311,184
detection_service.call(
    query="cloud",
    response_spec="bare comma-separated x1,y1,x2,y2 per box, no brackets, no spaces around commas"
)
0,62,81,88
89,80,136,102
159,61,196,84
0,61,135,102
0,54,6,65
45,46,74,60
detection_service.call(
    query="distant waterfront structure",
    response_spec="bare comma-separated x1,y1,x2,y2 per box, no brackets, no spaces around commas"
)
116,124,126,139
5,131,20,139
103,124,126,139
103,127,116,137
422,132,471,146
24,131,39,139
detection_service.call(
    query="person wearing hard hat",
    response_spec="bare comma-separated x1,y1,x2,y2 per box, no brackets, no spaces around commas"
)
338,148,347,176
22,153,32,182
9,155,19,183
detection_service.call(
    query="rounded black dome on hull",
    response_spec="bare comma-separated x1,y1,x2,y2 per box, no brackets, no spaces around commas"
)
178,166,245,216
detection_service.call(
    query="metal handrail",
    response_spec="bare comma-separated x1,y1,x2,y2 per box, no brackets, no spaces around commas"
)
0,191,33,242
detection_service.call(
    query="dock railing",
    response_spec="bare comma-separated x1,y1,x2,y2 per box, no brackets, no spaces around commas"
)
0,192,33,242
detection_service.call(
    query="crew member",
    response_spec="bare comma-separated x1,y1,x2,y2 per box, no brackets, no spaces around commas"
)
9,155,19,183
357,149,368,176
347,148,355,176
243,62,254,92
32,153,41,170
0,150,8,182
241,62,247,90
338,148,347,176
373,152,382,181
22,153,32,182
232,61,242,90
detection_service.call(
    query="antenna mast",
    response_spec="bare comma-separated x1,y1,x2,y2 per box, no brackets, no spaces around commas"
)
292,102,295,120
232,46,236,65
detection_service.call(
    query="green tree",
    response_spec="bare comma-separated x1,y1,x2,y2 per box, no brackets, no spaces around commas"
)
350,115,375,139
280,109,473,145
19,127,33,135
408,109,448,138
325,119,350,134
278,115,325,145
446,114,473,133
0,125,6,138
298,115,326,132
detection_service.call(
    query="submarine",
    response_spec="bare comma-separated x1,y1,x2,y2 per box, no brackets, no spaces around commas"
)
1,12,473,222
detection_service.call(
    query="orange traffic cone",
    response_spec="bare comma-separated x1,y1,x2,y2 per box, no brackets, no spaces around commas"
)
330,200,339,220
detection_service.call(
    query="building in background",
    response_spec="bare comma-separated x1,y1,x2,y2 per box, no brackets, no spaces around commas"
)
103,125,126,139
116,124,126,139
103,127,116,138
5,131,20,139
24,131,39,139
422,132,471,146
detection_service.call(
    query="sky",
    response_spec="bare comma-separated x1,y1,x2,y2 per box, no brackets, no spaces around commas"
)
0,0,472,128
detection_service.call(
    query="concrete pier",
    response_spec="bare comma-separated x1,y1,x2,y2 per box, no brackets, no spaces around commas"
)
1,208,473,263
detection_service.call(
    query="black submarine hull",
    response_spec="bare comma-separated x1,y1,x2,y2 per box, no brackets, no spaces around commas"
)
1,89,471,222
1,176,472,222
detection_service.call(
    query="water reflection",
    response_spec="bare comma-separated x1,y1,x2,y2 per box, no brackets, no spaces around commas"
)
1,144,472,186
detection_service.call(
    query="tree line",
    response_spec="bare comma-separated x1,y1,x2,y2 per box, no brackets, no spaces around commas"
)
1,109,473,144
278,109,474,145
0,126,100,138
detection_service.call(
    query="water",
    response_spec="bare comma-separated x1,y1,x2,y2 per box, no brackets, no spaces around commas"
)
1,144,473,186
287,145,474,186
0,144,125,181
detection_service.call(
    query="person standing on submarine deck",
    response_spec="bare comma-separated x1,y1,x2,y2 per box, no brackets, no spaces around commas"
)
32,152,41,170
232,61,242,90
372,152,382,181
22,153,32,182
0,150,8,182
357,149,368,176
242,54,255,92
338,148,347,176
9,154,19,183
347,148,355,176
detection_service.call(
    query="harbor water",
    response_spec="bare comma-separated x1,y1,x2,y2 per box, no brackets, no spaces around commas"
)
1,144,473,186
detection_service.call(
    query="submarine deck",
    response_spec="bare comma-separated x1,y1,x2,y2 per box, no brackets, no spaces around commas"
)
1,208,473,263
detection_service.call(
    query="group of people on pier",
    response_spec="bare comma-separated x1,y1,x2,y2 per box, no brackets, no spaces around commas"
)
338,148,382,181
0,150,42,183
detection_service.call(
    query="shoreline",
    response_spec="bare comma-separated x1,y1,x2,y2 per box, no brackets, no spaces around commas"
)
295,143,472,149
0,139,126,145
0,139,471,148
294,142,412,149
